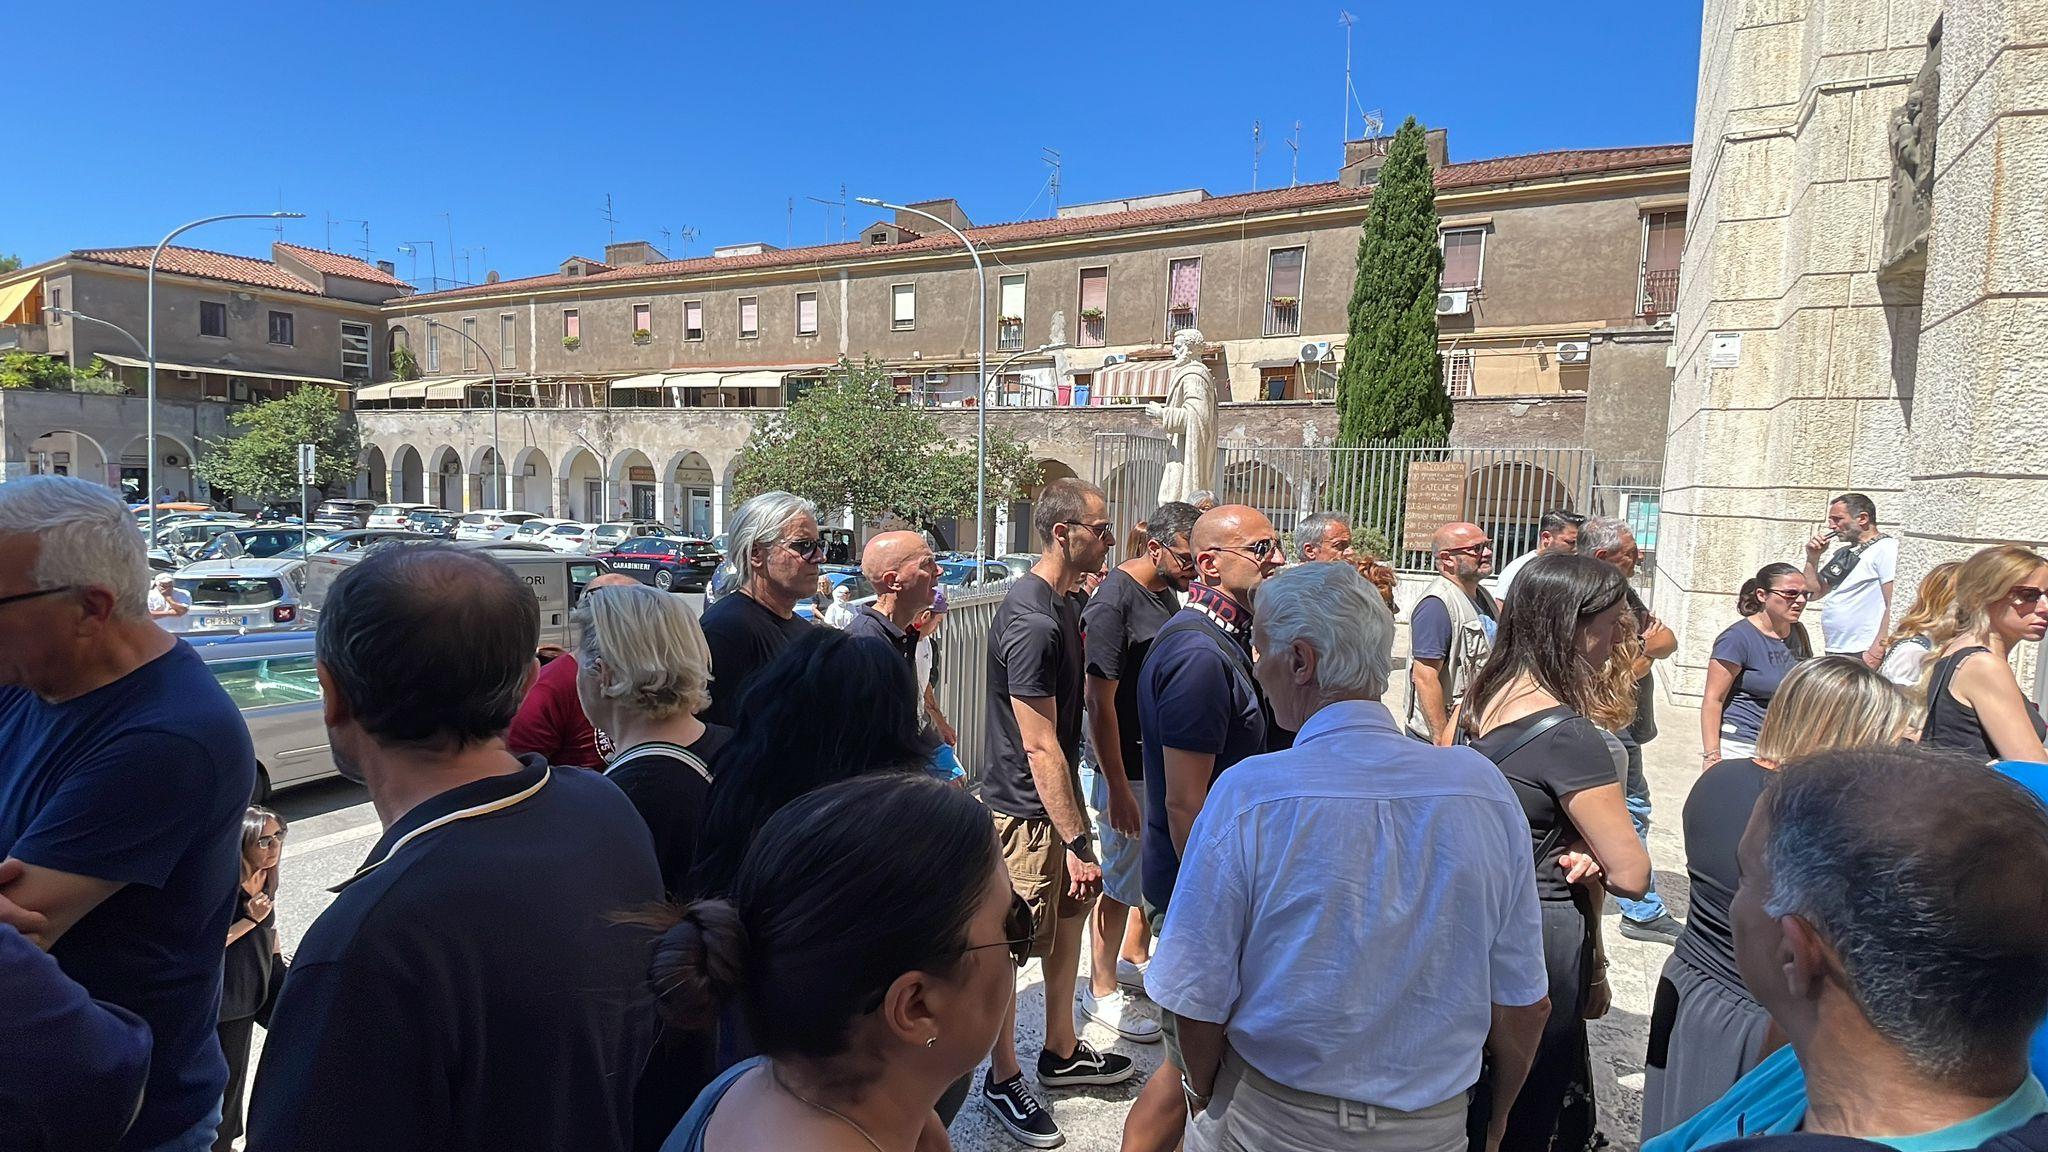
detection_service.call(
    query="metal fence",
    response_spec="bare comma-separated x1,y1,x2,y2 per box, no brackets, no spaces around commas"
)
930,579,1016,784
1093,431,1172,556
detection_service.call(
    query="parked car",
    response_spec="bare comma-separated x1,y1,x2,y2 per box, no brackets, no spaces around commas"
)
366,502,438,529
313,499,378,529
938,559,1012,587
509,517,575,544
455,509,545,541
995,553,1039,579
537,521,597,553
598,536,721,591
586,521,669,554
794,569,876,622
194,526,312,562
302,541,609,652
403,511,459,538
132,502,216,527
277,528,434,559
255,501,304,524
162,558,310,634
190,632,338,800
149,519,257,569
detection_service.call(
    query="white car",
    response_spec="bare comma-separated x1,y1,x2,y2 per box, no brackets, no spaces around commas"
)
509,517,575,544
537,521,597,553
367,502,438,530
455,509,544,541
585,521,669,555
162,558,310,634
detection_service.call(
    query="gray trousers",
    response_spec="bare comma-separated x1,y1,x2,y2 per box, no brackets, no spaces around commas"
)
1188,1048,1467,1152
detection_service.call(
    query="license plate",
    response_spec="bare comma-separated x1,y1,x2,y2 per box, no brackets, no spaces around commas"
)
196,614,254,629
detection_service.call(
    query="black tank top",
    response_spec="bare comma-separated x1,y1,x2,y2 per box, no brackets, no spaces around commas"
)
1921,646,2047,759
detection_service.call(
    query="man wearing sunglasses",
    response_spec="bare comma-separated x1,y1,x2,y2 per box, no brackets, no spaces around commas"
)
1406,521,1501,744
697,491,824,727
1078,500,1202,1046
0,476,257,1152
1126,504,1285,1152
980,477,1134,1147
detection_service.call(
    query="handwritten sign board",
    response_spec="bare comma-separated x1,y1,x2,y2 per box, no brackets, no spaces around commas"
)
1401,461,1470,553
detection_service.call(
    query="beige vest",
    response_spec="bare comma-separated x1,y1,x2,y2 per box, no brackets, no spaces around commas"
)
1405,575,1496,739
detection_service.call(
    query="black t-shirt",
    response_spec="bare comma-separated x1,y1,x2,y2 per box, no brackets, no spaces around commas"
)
1469,706,1619,902
604,725,734,899
981,574,1086,821
1674,757,1773,988
1082,569,1179,781
699,591,814,727
220,886,276,1022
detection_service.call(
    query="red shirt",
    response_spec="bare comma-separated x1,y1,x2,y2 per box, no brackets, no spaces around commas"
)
506,654,611,769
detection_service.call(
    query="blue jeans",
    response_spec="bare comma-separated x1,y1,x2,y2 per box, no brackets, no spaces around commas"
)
1615,735,1668,923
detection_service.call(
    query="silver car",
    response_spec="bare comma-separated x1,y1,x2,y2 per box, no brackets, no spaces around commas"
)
193,633,337,800
165,557,310,634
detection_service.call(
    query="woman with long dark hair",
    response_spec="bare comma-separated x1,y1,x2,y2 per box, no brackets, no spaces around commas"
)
1456,553,1651,1152
1700,563,1812,764
215,805,285,1152
1921,545,2048,761
645,775,1025,1152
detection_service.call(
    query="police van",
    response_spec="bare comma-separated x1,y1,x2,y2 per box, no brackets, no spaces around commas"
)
302,539,610,653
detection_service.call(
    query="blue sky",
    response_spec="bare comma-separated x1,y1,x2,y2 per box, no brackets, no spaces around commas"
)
3,1,1702,288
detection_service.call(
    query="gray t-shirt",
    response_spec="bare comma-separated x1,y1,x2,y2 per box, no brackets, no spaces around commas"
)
1710,620,1805,742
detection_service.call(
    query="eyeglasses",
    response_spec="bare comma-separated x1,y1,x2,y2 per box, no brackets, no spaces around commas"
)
957,892,1036,968
1326,538,1355,553
1060,520,1116,542
1439,543,1493,558
1207,538,1284,561
778,537,827,560
2012,586,2047,607
0,586,74,610
256,834,284,850
1765,588,1813,601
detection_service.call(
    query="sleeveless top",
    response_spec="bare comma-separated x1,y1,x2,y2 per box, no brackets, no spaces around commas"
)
1922,646,2048,759
659,1057,762,1152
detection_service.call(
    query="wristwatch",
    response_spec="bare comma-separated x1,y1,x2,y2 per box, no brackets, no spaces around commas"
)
1064,833,1097,864
1181,1072,1211,1115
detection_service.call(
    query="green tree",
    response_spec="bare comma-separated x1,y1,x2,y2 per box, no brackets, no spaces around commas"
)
0,350,118,392
0,254,21,274
193,386,361,503
389,344,422,381
733,356,1041,545
1335,117,1451,443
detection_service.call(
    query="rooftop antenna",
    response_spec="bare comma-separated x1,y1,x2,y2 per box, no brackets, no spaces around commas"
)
806,186,846,243
1288,120,1302,187
1338,10,1357,153
441,212,456,281
1041,147,1062,216
658,226,672,253
678,226,700,257
325,214,369,254
1252,120,1265,191
601,194,618,245
786,197,794,247
1361,108,1385,139
462,245,488,285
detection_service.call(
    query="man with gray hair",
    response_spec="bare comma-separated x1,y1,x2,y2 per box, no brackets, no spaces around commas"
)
1647,747,2048,1152
697,491,823,726
1149,561,1551,1152
0,475,256,1151
1295,510,1356,564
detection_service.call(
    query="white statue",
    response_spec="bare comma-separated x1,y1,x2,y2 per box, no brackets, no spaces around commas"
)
1146,328,1219,507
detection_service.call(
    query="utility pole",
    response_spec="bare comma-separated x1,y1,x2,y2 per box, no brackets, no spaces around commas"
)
1252,120,1265,191
1339,10,1358,152
1288,120,1302,187
1041,148,1062,216
602,194,618,245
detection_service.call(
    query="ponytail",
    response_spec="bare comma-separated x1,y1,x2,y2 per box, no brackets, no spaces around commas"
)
1738,578,1767,617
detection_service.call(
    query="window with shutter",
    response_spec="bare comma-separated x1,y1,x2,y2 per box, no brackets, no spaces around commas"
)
796,291,818,335
1078,268,1108,347
1166,258,1201,336
998,275,1025,350
633,303,652,334
461,317,477,370
891,284,916,330
739,296,759,339
1441,229,1485,291
684,301,704,341
563,309,580,340
500,314,517,368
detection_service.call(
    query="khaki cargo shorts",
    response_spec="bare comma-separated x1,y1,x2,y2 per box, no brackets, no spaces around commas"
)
993,810,1095,960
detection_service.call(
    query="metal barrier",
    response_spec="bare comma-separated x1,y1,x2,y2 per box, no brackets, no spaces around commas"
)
1093,431,1171,558
930,579,1017,784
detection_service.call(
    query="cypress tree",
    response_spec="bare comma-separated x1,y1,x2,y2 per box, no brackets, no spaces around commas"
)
1336,117,1451,443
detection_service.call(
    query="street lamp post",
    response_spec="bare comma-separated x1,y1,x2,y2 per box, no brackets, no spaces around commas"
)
983,340,1068,407
427,319,505,508
147,211,302,539
855,197,989,564
48,307,145,357
571,430,611,522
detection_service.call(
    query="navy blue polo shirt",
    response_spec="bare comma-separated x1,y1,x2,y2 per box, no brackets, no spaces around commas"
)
0,640,254,1150
1138,594,1269,912
249,756,663,1152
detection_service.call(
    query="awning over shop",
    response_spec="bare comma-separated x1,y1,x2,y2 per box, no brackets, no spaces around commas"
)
96,353,347,388
423,381,467,401
719,370,784,390
1093,361,1175,400
666,371,728,389
387,380,430,400
354,383,395,403
0,278,40,325
609,373,668,392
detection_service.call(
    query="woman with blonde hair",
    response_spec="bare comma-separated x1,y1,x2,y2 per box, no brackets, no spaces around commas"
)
1920,544,2048,762
1878,560,1962,685
1641,656,1912,1139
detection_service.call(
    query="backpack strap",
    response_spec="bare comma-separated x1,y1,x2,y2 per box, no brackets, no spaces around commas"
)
605,741,713,783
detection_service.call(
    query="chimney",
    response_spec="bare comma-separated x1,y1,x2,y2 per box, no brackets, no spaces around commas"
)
376,260,396,276
1339,127,1450,188
486,270,501,284
604,240,666,267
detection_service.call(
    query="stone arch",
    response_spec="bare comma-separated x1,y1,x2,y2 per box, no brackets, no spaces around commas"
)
468,445,509,511
117,432,199,503
609,448,657,521
359,445,388,501
1221,460,1300,533
560,447,604,522
1465,461,1574,557
510,446,553,515
428,444,463,511
26,429,112,490
665,449,716,537
393,444,425,503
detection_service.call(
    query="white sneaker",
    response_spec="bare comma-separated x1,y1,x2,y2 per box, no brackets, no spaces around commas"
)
1078,986,1162,1043
1115,958,1150,995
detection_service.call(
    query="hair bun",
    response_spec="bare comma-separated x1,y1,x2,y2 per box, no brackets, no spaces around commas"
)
648,899,746,1029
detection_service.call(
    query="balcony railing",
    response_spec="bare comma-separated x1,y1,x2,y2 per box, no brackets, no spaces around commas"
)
1639,269,1679,318
1263,298,1301,337
1079,315,1106,348
997,318,1023,351
1166,305,1197,337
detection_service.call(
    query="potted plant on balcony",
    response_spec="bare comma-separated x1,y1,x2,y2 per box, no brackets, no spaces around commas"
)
1080,307,1105,322
1269,295,1299,308
999,315,1023,327
562,335,582,350
632,328,652,345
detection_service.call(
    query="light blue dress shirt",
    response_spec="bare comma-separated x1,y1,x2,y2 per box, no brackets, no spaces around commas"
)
1146,698,1550,1109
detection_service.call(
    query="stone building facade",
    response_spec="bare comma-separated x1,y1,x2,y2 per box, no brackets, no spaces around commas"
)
1657,0,2046,701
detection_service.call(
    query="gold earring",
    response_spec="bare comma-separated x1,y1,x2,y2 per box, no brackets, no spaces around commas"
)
925,1035,938,1049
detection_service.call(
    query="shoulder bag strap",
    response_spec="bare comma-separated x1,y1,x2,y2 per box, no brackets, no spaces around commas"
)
1460,709,1575,866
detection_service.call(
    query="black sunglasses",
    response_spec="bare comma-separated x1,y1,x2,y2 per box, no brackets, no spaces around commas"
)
1060,520,1116,542
779,537,827,560
0,586,73,610
1207,538,1283,561
958,891,1035,969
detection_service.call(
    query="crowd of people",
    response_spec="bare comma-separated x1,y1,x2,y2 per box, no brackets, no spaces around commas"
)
2,472,2046,1152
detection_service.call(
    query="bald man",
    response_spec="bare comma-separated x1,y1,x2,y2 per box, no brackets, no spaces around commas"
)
506,571,643,768
843,530,941,665
1124,504,1285,1152
1405,521,1499,743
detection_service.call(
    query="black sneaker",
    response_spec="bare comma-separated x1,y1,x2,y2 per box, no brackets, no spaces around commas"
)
1037,1038,1137,1087
981,1070,1063,1148
1619,911,1684,945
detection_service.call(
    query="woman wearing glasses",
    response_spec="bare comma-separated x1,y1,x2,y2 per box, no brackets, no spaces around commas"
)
1921,545,2048,762
646,775,1024,1152
216,806,286,1152
1700,563,1812,765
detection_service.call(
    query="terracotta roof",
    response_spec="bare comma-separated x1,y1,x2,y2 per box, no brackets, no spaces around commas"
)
405,143,1690,305
274,242,410,288
71,246,325,295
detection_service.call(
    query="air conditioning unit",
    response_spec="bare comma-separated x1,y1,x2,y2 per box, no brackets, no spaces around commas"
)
164,454,182,467
1555,341,1590,365
175,370,199,381
1298,340,1332,363
923,371,947,386
1435,290,1471,316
